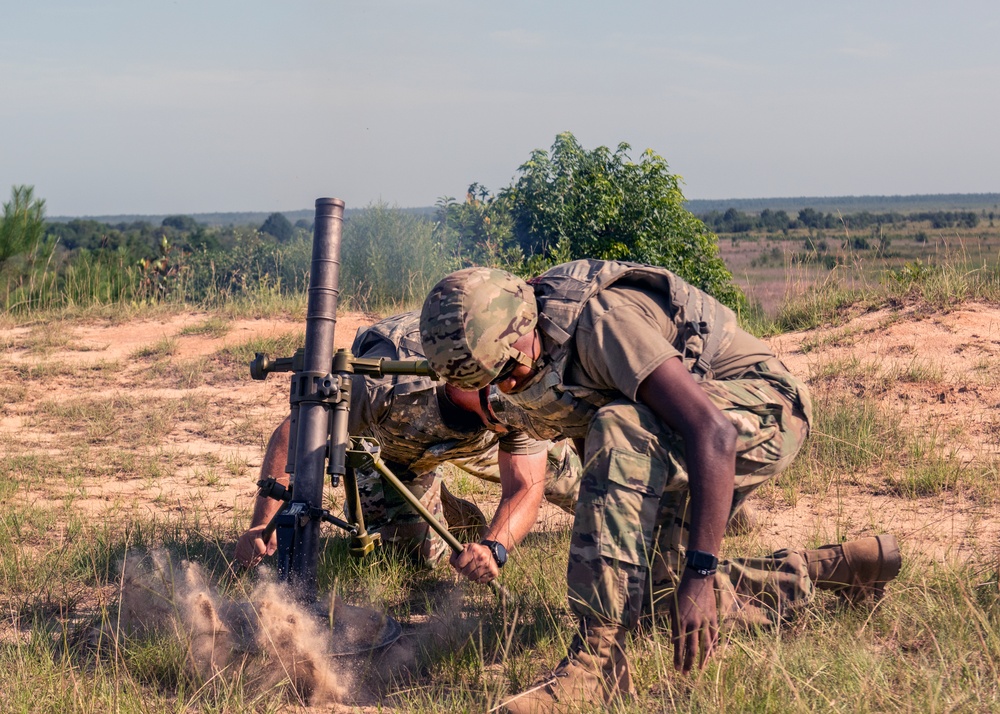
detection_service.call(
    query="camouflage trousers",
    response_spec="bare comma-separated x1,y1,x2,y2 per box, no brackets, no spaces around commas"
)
567,363,815,629
350,439,583,567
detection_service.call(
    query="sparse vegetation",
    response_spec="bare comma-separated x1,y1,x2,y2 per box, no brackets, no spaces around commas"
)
3,177,1000,710
130,336,178,360
214,331,304,369
4,290,999,711
178,316,231,338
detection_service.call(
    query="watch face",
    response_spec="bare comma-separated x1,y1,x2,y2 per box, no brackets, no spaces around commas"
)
483,540,507,567
686,550,718,573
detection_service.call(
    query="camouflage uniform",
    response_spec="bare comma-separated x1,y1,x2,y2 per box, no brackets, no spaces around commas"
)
423,260,813,627
345,312,582,566
568,373,812,629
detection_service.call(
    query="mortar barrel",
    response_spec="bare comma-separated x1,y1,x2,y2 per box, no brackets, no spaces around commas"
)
290,197,345,598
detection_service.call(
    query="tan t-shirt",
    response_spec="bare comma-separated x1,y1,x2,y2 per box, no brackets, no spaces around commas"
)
566,285,774,400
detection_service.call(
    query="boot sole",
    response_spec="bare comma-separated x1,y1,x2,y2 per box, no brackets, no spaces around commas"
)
440,482,487,543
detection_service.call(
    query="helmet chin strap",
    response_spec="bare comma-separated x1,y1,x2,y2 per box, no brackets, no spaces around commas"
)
509,348,537,370
507,328,540,371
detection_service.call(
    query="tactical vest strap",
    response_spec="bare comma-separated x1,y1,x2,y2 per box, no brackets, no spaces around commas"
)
537,313,573,346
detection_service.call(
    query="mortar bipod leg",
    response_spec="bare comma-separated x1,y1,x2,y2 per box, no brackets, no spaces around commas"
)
341,463,381,557
352,441,510,601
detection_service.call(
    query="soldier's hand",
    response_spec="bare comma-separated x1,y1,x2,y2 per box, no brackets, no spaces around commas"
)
235,526,277,568
671,573,719,674
450,542,499,584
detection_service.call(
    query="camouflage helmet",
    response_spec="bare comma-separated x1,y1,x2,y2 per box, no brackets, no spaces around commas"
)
420,267,538,390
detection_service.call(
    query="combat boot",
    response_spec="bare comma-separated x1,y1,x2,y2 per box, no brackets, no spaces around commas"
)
440,482,487,543
502,622,634,714
804,534,902,604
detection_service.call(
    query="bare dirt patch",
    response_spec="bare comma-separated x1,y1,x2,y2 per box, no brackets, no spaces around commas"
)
2,304,997,568
772,301,1000,461
758,301,1000,564
1,311,375,520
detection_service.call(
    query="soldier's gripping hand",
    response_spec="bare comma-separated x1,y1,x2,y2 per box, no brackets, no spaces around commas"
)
450,542,499,584
235,525,277,568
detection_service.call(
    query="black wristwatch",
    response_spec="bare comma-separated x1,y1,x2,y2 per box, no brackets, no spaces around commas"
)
481,540,508,569
685,549,718,577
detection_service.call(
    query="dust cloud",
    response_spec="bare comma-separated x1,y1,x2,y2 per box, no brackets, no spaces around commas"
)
96,550,493,707
110,549,362,705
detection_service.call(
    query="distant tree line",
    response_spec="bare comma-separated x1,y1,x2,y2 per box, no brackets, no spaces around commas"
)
698,207,981,234
1,133,749,313
685,192,1000,215
0,191,319,312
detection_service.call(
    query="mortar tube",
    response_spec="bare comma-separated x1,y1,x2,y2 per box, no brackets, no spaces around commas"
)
288,197,344,599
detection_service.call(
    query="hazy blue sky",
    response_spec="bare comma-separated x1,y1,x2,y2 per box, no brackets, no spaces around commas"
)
2,1,997,216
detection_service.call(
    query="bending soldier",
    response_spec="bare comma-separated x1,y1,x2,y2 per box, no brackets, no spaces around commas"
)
419,260,902,712
236,311,582,581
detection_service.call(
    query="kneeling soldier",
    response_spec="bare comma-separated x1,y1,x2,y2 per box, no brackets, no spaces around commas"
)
237,311,582,581
420,260,901,712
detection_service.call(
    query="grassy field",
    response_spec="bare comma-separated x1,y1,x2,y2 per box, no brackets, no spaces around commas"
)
2,246,1000,712
719,219,1000,320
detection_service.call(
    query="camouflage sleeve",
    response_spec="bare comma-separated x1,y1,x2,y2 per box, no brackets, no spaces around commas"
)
348,375,376,434
348,335,400,434
498,430,548,455
573,286,681,401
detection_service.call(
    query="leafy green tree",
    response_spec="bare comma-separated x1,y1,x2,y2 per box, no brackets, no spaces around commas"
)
0,185,47,264
797,208,822,229
260,212,294,242
162,215,200,232
434,186,521,270
497,132,743,308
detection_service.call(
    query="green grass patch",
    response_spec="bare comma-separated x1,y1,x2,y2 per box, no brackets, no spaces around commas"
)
31,393,211,447
0,382,27,407
2,499,999,712
9,358,121,382
22,326,74,356
214,331,304,370
768,259,1000,333
178,316,232,338
888,357,944,384
143,356,210,389
780,389,999,504
129,336,178,360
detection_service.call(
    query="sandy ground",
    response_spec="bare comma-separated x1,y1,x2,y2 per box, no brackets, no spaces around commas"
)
2,304,999,566
3,303,999,711
1,312,373,520
763,301,1000,563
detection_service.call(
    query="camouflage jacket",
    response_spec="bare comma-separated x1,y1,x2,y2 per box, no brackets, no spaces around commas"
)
349,312,499,477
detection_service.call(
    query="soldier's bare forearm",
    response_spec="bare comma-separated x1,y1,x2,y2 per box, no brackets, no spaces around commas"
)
637,357,735,556
249,416,293,528
485,449,547,551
